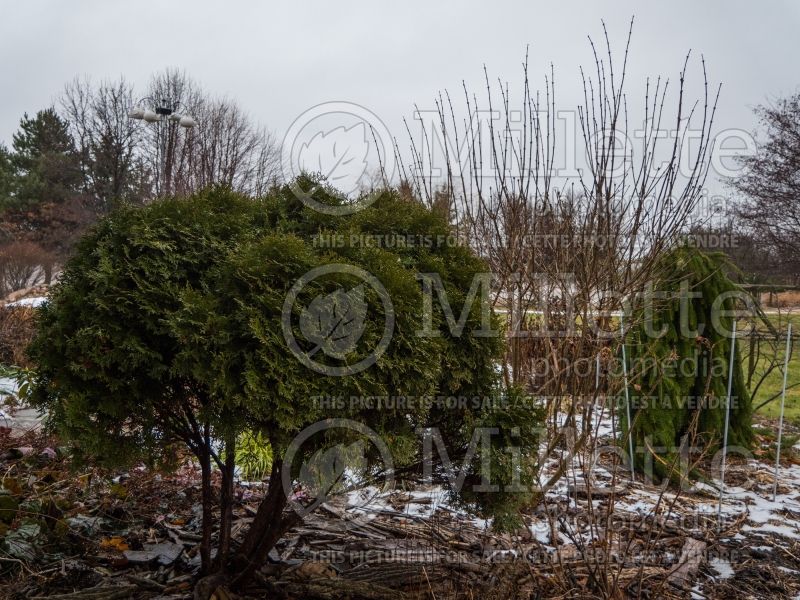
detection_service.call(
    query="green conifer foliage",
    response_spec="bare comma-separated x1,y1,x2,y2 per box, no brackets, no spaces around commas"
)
623,247,754,477
27,178,543,579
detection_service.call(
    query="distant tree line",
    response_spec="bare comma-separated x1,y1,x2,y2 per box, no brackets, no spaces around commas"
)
0,69,280,296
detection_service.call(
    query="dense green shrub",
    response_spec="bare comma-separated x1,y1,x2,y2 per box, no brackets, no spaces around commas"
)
27,179,542,586
624,246,754,478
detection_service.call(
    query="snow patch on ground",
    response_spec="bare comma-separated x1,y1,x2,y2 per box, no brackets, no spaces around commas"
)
1,377,17,424
0,377,17,397
343,485,492,530
5,296,47,307
709,557,735,579
539,402,800,572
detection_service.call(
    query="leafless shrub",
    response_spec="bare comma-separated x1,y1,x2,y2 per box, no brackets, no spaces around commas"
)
763,291,800,308
0,241,51,297
0,305,36,367
402,19,717,413
400,20,720,597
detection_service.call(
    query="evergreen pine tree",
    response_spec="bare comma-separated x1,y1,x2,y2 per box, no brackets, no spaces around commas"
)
10,108,82,208
0,144,14,211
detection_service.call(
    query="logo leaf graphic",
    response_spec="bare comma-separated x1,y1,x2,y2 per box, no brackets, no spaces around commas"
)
298,123,370,190
299,441,365,497
299,284,367,359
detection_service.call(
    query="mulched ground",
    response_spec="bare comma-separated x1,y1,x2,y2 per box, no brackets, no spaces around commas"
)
1,417,799,600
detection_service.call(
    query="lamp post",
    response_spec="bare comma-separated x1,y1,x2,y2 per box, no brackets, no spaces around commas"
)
128,98,197,197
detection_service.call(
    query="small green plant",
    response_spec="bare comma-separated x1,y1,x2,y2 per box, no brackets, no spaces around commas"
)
753,425,776,441
0,364,18,378
234,431,273,482
0,365,34,408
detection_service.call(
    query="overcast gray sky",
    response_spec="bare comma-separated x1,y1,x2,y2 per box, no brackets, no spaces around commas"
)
1,0,799,196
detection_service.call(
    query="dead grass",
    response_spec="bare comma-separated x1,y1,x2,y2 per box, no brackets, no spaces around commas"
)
761,290,800,308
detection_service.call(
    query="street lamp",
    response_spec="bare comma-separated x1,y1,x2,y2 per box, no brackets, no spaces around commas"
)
128,98,197,196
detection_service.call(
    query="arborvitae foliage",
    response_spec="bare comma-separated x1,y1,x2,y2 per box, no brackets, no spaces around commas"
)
28,178,543,582
624,246,754,477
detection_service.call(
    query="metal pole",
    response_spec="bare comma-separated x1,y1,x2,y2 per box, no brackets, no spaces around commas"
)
161,117,169,196
717,319,737,531
620,315,635,480
596,352,601,391
772,322,792,501
589,352,600,434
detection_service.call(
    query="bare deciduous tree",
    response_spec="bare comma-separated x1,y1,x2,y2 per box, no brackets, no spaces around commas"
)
61,70,281,207
146,69,280,198
62,76,148,213
730,94,800,282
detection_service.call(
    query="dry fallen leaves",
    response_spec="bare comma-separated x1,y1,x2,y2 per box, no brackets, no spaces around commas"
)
99,536,129,553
